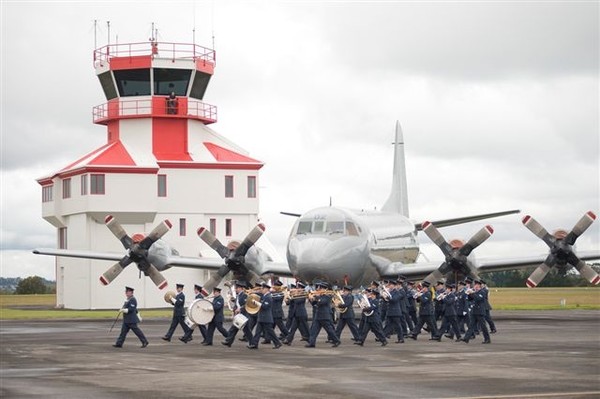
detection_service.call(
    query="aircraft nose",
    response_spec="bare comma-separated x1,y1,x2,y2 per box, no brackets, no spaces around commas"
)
287,236,368,283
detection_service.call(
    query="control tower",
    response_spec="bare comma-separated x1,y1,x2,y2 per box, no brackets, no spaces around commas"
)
37,40,263,309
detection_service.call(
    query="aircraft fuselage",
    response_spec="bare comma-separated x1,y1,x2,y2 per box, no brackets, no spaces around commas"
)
286,206,418,287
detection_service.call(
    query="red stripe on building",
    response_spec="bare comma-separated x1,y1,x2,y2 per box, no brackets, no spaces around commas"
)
152,118,193,161
203,142,262,163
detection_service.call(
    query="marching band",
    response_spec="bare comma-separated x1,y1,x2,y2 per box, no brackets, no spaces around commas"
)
115,276,496,348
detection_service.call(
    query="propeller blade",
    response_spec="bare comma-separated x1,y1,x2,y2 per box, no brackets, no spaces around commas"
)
233,223,266,258
99,257,133,286
201,265,231,295
570,258,600,285
525,261,553,288
145,264,169,290
422,268,446,287
522,215,554,247
139,220,172,250
197,227,230,259
422,221,453,256
459,225,494,257
565,211,597,245
105,215,133,249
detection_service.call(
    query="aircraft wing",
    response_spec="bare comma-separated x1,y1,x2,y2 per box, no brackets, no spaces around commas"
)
33,248,124,262
166,256,294,277
377,250,600,281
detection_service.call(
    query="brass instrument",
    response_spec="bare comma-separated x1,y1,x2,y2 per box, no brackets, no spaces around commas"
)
163,290,176,304
413,291,424,299
436,292,448,301
286,289,309,301
223,281,237,311
464,288,475,295
356,292,374,316
379,285,392,301
308,289,335,301
332,290,347,314
244,293,261,315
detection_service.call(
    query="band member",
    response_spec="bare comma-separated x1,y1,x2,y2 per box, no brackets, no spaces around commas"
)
481,279,497,333
305,282,341,348
407,281,439,341
456,280,469,334
434,281,446,323
267,280,289,342
113,286,148,348
204,287,227,345
354,289,388,346
240,282,261,342
462,279,491,344
437,283,461,341
406,281,418,326
179,284,206,343
283,282,310,345
398,275,414,333
248,283,282,349
334,285,361,342
162,283,191,342
222,281,252,347
383,280,405,343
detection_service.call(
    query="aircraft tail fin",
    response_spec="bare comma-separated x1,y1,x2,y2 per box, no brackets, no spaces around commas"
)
381,121,410,217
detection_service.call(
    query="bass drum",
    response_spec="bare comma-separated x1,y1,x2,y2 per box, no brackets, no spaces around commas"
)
232,313,248,329
187,299,214,325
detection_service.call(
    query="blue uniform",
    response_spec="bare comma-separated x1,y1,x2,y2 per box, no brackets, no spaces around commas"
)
409,289,439,340
438,291,461,340
205,295,228,344
383,288,405,341
115,295,147,347
249,292,281,348
307,293,340,347
463,289,491,343
284,296,310,344
357,297,387,345
164,291,191,340
334,292,361,341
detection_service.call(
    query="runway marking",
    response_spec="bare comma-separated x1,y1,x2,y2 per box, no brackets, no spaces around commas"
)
453,391,600,399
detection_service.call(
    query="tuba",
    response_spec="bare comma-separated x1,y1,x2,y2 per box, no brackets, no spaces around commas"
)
244,293,261,315
379,285,392,301
356,292,374,316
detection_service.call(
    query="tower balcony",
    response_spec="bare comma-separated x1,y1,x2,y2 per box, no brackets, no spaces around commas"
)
92,96,217,125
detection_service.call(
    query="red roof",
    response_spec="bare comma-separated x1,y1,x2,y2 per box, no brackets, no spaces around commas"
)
203,142,261,163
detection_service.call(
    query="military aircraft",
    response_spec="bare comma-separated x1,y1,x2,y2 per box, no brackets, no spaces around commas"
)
33,122,600,292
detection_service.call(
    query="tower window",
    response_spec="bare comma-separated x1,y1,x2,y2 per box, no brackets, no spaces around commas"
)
153,68,191,96
42,185,53,202
209,218,216,235
114,69,151,97
90,174,105,195
225,176,234,198
58,227,67,249
247,176,256,198
158,175,167,197
225,219,232,237
81,175,88,195
179,218,186,236
62,178,71,199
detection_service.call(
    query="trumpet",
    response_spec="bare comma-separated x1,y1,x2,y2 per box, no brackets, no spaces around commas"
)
436,292,448,301
413,291,424,299
464,288,475,295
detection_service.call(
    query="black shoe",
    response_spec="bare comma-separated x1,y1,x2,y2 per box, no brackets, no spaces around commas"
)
396,340,404,343
304,344,315,348
201,342,212,346
381,341,388,347
282,340,291,346
353,341,364,346
430,336,441,342
462,338,470,344
179,337,188,343
161,336,171,342
221,341,232,347
490,330,497,334
482,340,491,344
455,339,463,342
238,337,248,342
408,334,417,340
300,337,309,341
445,334,453,339
112,344,122,348
273,343,282,349
331,342,340,348
247,345,258,349
141,342,148,348
261,340,271,344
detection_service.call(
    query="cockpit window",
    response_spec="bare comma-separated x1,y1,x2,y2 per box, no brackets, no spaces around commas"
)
294,219,360,237
346,222,359,236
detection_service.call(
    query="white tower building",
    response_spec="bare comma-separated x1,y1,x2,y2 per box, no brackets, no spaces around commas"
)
37,40,263,309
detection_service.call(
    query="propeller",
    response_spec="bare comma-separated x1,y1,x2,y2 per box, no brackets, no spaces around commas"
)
522,211,599,288
99,215,172,289
421,221,494,285
197,224,266,295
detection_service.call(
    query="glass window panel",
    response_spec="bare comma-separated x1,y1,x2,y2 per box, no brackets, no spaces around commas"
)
326,221,344,234
114,69,151,97
225,176,233,198
158,175,167,197
296,221,312,235
247,176,256,198
225,219,232,237
90,174,105,195
98,71,118,100
153,68,191,96
189,72,211,99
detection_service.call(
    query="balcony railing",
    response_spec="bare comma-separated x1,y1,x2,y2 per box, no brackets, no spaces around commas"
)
93,41,215,66
93,97,217,125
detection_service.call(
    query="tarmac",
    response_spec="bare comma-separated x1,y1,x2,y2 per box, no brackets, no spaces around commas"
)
1,310,599,399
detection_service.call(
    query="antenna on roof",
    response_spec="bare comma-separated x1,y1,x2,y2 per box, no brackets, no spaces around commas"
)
107,21,110,46
93,19,97,49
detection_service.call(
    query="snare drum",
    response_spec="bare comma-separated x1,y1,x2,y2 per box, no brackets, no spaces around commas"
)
232,313,248,329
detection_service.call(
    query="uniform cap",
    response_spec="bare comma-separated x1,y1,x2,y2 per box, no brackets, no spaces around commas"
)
213,287,222,292
422,281,431,288
296,282,306,289
194,284,202,291
176,283,184,289
125,286,134,292
343,285,353,291
274,280,283,286
261,283,271,289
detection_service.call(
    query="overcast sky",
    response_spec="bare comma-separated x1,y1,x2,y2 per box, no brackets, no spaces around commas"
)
1,0,599,281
